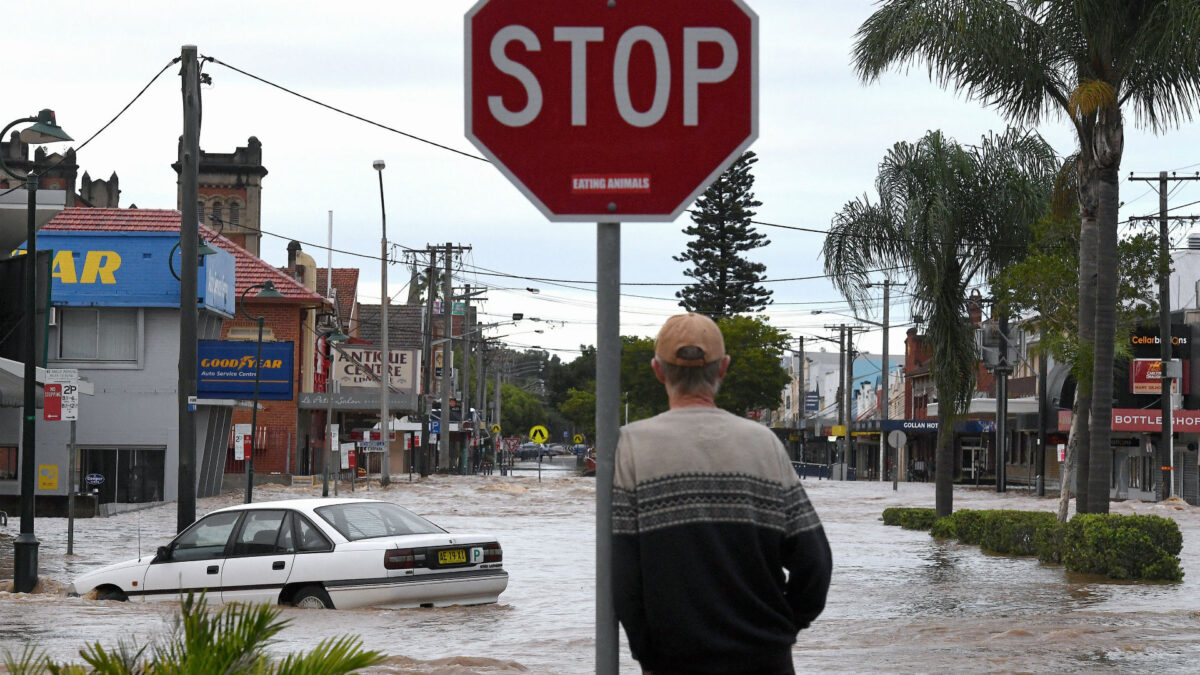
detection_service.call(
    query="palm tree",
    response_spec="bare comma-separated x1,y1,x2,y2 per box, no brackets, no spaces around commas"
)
824,128,1056,516
853,1,1200,514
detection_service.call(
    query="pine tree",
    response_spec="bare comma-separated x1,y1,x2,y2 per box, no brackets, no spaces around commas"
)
674,151,772,318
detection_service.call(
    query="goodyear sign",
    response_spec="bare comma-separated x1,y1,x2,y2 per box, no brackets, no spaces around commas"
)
32,231,236,316
198,340,295,400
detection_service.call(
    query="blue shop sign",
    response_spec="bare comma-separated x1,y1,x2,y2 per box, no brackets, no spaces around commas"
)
32,231,236,317
804,392,819,414
198,340,294,400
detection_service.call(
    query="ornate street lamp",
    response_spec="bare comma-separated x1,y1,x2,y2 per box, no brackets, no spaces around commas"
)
240,280,285,504
0,109,72,593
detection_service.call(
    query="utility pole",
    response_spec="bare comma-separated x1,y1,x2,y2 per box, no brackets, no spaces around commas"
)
796,336,805,464
1129,170,1200,500
419,249,436,477
476,339,486,472
461,284,473,475
996,313,1010,493
1037,329,1048,497
440,242,453,470
495,356,504,475
838,325,846,478
177,45,201,533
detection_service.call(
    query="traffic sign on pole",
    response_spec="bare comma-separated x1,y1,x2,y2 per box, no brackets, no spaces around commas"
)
466,0,758,222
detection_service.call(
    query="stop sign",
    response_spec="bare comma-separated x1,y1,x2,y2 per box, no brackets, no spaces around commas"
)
465,0,758,222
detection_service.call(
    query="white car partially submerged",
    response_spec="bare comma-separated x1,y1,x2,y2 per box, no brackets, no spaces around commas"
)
67,497,507,610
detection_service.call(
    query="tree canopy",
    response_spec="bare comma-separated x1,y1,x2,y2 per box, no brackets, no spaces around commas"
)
674,151,773,318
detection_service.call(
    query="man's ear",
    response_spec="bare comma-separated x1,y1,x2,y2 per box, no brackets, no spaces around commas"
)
717,354,731,378
651,358,667,383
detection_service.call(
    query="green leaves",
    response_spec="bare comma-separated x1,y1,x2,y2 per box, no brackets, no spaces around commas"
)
5,593,385,674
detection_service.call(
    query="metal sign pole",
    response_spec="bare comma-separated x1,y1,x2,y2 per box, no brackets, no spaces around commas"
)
67,420,76,555
595,222,620,674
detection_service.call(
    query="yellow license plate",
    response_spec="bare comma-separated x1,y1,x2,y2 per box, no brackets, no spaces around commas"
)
437,549,466,565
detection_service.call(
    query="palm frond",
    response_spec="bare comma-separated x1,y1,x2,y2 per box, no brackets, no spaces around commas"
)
1068,79,1117,119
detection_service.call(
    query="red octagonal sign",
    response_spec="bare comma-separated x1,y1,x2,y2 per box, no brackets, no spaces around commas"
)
466,0,758,222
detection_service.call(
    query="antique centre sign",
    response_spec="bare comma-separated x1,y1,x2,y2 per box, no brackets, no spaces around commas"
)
465,0,758,221
330,345,419,393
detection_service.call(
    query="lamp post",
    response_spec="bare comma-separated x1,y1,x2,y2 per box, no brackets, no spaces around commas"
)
322,324,349,496
373,160,391,487
240,280,285,504
1,109,72,594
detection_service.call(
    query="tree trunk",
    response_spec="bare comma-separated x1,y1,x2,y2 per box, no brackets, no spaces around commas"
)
1088,106,1123,515
1058,393,1082,522
1075,141,1099,514
935,407,954,517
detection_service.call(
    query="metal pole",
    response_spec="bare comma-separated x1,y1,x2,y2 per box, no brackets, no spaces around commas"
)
798,337,806,465
67,421,76,555
595,222,619,674
996,313,1009,493
177,44,201,533
462,284,472,475
476,338,486,473
841,325,851,480
14,170,40,593
881,281,890,482
245,317,263,504
1159,171,1174,499
1037,330,1047,497
495,358,504,476
441,242,453,470
376,161,391,487
324,211,335,496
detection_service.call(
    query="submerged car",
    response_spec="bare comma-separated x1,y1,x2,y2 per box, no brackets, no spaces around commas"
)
67,497,507,610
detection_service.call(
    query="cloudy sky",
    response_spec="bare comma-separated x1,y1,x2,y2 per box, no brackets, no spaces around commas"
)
8,1,1200,363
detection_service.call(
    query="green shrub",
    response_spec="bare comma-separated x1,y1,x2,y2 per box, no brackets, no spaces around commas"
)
979,510,1058,556
932,509,988,544
1063,513,1184,581
881,507,937,530
929,515,956,539
1034,520,1067,564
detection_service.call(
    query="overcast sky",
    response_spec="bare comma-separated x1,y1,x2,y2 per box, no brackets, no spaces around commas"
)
9,1,1200,363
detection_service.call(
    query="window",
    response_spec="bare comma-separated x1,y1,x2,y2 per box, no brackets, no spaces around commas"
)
197,200,205,222
230,201,240,228
316,502,444,541
170,511,241,562
295,515,333,552
0,446,16,480
232,510,288,556
56,308,138,362
212,200,223,226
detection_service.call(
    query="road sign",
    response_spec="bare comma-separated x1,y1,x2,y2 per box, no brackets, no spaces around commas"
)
46,370,79,419
85,473,104,486
358,440,388,449
529,425,549,443
43,383,62,421
573,433,584,444
431,419,442,435
490,423,501,435
466,0,758,222
234,423,252,461
887,430,907,448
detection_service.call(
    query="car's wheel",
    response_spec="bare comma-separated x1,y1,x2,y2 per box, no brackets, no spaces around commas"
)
96,587,128,602
292,585,333,609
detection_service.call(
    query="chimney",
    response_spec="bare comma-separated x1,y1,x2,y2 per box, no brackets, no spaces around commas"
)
287,240,302,269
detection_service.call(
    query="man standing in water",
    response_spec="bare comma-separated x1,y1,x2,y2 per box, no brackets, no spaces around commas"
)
612,313,832,674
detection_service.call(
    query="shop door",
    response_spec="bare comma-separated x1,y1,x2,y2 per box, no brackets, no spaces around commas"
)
960,437,985,479
81,449,118,504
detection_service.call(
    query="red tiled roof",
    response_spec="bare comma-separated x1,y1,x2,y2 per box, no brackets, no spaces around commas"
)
43,208,328,305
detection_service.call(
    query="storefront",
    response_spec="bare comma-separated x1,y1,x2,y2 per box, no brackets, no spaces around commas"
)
0,217,236,508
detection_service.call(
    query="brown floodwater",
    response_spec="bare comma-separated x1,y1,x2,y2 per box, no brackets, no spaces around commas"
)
2,459,1198,673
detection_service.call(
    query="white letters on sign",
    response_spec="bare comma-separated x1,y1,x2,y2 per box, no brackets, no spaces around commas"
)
489,25,738,128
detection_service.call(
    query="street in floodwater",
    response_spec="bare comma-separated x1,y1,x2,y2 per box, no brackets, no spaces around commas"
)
2,458,1199,674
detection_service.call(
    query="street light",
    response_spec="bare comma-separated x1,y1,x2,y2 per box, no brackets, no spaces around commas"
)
374,159,391,487
322,324,349,497
0,109,72,594
240,280,285,504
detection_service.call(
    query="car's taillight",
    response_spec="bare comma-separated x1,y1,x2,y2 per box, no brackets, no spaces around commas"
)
483,542,503,563
384,548,415,569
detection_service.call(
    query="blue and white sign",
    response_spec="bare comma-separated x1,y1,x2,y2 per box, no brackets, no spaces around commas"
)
34,231,236,317
198,340,295,400
804,392,819,414
85,473,104,486
430,419,441,434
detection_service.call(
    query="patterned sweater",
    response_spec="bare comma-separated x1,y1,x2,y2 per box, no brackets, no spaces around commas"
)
613,407,832,674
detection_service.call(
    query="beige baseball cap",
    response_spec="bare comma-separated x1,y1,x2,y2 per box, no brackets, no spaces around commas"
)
654,313,725,366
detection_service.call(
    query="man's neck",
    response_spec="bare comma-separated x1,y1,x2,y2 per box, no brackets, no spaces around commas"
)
668,392,717,409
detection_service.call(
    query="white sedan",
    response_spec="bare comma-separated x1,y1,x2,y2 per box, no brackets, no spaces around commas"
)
67,498,507,610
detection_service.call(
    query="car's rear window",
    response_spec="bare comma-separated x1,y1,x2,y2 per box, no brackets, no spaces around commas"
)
315,502,445,541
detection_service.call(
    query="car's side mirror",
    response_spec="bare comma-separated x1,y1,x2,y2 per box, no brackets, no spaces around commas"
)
154,545,171,563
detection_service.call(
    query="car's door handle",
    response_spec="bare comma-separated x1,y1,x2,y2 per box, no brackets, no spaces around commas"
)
207,565,219,575
272,561,285,570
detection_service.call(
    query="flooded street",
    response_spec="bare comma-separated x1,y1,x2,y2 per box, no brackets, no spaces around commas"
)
2,462,1199,673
